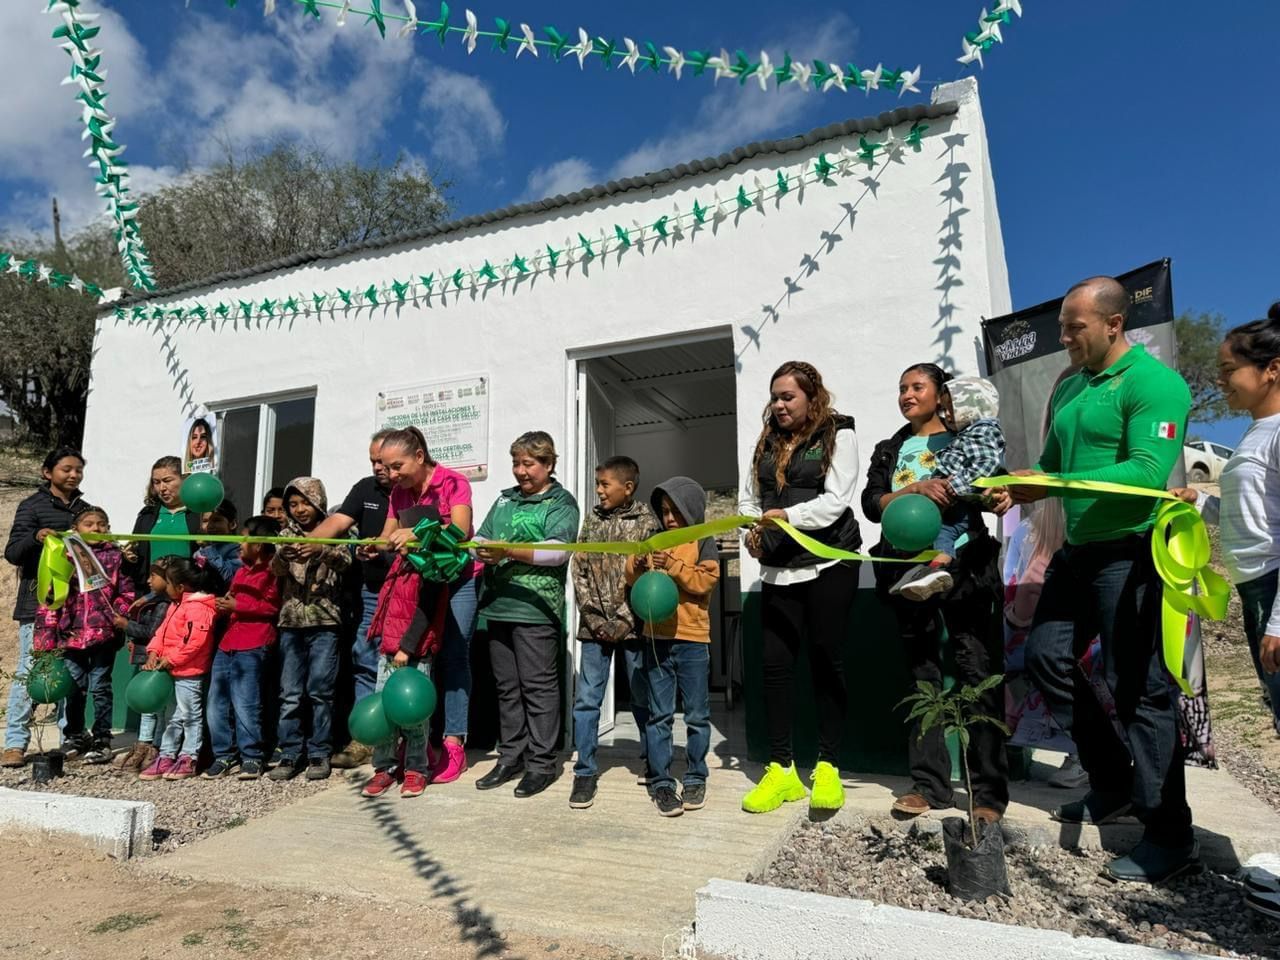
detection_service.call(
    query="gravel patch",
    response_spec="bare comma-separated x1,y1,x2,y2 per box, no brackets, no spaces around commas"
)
753,816,1280,960
0,749,334,853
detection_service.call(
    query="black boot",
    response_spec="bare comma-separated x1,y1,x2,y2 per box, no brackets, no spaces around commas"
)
513,770,556,798
475,761,523,790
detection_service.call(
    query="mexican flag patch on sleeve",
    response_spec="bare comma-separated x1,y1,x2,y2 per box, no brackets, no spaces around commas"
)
1151,422,1178,440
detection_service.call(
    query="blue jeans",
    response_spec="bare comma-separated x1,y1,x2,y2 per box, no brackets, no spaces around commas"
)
4,622,34,750
643,640,711,792
371,655,432,774
63,644,116,743
437,577,478,738
934,503,975,557
208,646,268,761
1025,536,1192,846
160,677,205,758
1238,570,1280,734
276,628,340,761
572,639,648,778
353,587,382,704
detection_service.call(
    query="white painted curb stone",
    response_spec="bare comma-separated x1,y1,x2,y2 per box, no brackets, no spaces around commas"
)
694,879,1199,960
0,787,154,859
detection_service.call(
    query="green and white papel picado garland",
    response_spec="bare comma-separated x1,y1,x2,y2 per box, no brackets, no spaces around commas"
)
957,1,1023,67
113,120,933,329
225,1,925,97
46,1,156,291
0,251,106,299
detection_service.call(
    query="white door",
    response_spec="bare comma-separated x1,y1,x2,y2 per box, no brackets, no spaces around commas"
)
576,367,616,733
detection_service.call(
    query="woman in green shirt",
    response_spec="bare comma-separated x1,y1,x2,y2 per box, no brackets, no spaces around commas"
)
128,455,202,578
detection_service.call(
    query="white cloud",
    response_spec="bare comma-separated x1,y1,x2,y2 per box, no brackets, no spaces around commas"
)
415,66,507,170
520,157,599,201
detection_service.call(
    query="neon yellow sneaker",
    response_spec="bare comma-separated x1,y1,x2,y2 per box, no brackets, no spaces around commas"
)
741,762,808,814
809,761,845,812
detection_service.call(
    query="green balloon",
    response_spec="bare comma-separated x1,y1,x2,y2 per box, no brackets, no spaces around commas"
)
26,658,73,705
631,571,679,625
348,692,396,745
125,669,175,714
181,472,225,513
882,493,943,553
382,667,437,728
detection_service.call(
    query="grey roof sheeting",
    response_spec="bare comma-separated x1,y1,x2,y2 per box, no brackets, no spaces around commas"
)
117,101,958,307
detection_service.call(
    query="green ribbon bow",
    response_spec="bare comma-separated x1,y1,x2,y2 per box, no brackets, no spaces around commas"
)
404,517,470,583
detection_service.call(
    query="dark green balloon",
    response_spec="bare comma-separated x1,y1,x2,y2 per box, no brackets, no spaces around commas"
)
181,472,225,513
882,493,943,553
26,658,73,705
125,669,175,714
631,571,679,625
382,667,437,728
348,692,396,745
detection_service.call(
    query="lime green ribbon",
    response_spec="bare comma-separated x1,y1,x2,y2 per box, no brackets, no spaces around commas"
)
974,475,1230,694
36,534,74,611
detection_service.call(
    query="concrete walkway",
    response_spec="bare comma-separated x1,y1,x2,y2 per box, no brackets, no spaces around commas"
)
138,708,1280,957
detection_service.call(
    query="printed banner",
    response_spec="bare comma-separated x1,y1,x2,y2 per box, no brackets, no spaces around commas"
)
376,375,490,480
182,413,218,475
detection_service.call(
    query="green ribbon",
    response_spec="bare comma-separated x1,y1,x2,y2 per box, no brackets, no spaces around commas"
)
974,475,1230,695
36,535,74,612
404,516,470,583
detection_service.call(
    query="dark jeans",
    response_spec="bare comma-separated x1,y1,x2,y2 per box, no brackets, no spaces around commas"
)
1237,569,1280,734
761,562,859,765
892,584,1009,812
1025,536,1192,846
352,587,382,704
644,639,711,792
208,646,268,761
276,628,340,761
63,644,116,743
489,621,561,775
572,638,647,778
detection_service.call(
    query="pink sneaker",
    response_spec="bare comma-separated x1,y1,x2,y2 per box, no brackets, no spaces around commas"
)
430,741,467,784
163,754,197,780
139,755,175,781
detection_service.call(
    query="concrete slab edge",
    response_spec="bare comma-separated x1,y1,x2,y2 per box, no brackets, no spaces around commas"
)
694,879,1201,960
0,787,155,859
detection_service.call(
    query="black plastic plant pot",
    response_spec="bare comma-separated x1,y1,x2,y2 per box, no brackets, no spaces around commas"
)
942,815,1012,901
31,751,64,784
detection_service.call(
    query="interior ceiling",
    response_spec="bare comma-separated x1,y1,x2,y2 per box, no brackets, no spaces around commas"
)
587,339,737,430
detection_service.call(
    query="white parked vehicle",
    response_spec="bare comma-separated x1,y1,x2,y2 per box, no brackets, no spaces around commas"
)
1183,439,1233,483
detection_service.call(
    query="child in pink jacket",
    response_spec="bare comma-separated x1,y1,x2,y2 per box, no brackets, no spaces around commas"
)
139,557,221,781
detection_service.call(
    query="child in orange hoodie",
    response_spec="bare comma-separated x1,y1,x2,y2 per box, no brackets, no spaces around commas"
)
139,557,221,781
628,476,719,818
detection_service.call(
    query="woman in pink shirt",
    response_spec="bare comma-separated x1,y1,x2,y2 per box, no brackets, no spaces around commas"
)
372,426,479,784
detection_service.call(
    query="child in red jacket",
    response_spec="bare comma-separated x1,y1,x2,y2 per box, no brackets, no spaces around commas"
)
139,557,222,781
205,516,283,781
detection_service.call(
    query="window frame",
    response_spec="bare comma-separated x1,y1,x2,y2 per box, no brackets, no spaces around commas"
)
206,387,317,511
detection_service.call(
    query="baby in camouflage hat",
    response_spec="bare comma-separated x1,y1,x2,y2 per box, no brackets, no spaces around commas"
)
894,375,1006,602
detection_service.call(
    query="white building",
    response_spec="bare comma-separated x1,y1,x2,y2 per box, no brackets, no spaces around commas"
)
85,78,1009,768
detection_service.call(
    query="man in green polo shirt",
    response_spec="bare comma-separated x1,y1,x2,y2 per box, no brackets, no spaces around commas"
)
1008,276,1195,883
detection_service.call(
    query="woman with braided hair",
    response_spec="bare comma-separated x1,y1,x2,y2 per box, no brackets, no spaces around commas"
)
741,361,862,814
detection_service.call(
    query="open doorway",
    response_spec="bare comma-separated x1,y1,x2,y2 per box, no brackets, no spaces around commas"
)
572,333,742,738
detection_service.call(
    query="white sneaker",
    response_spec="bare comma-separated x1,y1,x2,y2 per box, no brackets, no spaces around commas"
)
1047,755,1089,789
899,569,954,601
889,565,928,596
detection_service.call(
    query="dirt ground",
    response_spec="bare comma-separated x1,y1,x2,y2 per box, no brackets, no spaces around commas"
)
1,836,634,960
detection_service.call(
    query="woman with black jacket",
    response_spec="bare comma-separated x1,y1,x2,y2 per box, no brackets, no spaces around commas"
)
2,448,89,767
127,455,201,580
862,362,1008,823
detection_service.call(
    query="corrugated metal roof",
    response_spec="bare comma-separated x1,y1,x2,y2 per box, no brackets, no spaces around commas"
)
115,101,958,308
587,337,738,429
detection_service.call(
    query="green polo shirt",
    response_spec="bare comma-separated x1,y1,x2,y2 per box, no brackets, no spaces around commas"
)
150,507,192,561
1036,344,1190,545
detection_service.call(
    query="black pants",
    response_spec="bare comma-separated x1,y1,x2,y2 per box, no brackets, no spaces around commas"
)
892,585,1009,812
488,621,561,775
1025,536,1192,846
761,562,859,766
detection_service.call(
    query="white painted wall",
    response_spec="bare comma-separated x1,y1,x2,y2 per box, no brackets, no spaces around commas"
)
619,417,739,504
84,78,1009,573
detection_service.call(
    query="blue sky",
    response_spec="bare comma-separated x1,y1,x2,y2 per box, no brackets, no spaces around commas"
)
2,1,1275,442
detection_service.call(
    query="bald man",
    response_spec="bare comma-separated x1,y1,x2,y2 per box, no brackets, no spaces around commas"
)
1006,277,1196,883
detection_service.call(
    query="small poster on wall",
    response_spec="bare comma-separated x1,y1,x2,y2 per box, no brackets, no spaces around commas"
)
375,375,489,480
181,413,218,475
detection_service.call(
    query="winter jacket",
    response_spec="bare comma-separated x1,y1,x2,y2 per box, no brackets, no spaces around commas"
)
626,478,720,642
123,591,172,665
572,498,662,643
147,592,218,677
270,478,353,629
4,484,89,621
194,541,242,591
128,503,201,581
33,543,135,652
369,555,449,659
220,562,282,652
476,481,580,627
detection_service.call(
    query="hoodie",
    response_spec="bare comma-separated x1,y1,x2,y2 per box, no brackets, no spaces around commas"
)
147,592,218,677
573,497,662,643
270,477,353,629
626,477,720,643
